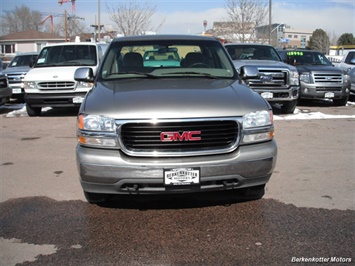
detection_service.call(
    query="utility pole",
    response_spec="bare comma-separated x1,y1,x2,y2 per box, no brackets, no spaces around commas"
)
269,0,272,45
64,9,68,42
98,0,101,42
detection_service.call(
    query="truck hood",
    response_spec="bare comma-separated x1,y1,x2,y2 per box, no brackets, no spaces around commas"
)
82,78,269,119
232,59,291,69
1,66,31,74
296,65,343,73
24,66,89,81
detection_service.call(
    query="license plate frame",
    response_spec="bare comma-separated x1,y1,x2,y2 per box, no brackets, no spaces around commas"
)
164,167,200,186
12,88,22,94
73,96,84,103
261,92,273,99
324,92,335,98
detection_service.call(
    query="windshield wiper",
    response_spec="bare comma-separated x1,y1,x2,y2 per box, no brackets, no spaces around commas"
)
161,71,221,79
109,72,159,79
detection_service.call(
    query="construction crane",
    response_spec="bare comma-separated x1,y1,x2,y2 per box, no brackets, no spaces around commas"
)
58,0,76,12
39,15,54,34
38,12,84,41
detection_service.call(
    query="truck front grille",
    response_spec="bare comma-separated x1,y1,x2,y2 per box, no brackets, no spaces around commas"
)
38,81,75,91
119,120,240,157
313,74,343,84
248,69,288,88
6,73,24,86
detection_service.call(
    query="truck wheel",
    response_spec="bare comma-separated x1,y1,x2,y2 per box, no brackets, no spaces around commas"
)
84,191,109,204
26,104,42,117
239,185,265,200
281,100,297,114
333,96,349,106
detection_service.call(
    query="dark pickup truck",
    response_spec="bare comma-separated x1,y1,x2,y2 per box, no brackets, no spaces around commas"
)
225,43,300,114
278,50,350,106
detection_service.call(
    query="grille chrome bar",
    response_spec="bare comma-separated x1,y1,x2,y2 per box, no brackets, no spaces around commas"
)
248,69,288,88
313,74,342,84
38,81,75,91
118,118,241,157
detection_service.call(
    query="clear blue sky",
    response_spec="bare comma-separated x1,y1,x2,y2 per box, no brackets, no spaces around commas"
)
1,0,354,36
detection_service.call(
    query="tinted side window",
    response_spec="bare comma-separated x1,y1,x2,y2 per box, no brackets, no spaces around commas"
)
345,52,355,64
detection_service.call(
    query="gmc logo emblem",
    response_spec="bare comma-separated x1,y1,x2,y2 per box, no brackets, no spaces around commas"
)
160,131,201,142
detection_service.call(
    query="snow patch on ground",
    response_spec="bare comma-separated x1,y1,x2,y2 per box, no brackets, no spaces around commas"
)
4,104,51,118
274,107,355,120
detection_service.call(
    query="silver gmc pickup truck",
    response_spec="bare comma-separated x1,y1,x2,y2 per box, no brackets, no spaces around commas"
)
74,35,277,204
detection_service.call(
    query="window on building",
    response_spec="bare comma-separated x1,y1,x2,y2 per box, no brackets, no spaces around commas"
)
294,35,298,38
1,44,16,54
288,34,292,38
300,36,307,48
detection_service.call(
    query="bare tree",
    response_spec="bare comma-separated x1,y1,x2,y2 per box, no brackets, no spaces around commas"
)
52,14,88,40
224,0,268,42
1,5,42,34
106,1,164,36
327,31,339,46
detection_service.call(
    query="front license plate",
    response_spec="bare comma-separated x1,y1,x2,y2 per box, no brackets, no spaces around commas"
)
164,167,200,186
261,92,273,99
73,97,84,103
324,92,334,98
12,88,22,94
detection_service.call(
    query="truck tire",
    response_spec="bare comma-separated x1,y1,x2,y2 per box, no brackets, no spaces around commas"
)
239,184,265,200
26,104,42,117
84,191,109,204
333,96,349,106
281,100,297,114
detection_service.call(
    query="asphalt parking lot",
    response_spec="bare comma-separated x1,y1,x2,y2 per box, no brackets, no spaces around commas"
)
0,99,354,265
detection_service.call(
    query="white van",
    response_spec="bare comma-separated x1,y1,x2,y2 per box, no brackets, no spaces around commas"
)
24,42,108,116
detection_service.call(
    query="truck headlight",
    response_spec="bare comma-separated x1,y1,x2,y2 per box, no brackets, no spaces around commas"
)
243,110,272,128
77,114,117,147
78,114,116,131
76,81,94,89
290,70,300,85
24,81,36,90
300,72,311,83
242,110,274,143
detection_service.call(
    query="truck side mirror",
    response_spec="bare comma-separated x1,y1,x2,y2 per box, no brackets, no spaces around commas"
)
74,67,95,82
239,66,260,79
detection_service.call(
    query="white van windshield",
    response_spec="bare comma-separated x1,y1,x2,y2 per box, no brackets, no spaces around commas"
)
35,45,97,67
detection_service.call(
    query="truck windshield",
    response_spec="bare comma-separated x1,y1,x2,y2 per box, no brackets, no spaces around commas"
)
100,40,237,80
226,45,282,61
8,55,38,68
286,51,333,66
35,45,97,67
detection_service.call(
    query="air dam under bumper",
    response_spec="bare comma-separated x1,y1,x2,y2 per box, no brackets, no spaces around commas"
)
299,83,349,99
76,139,277,195
25,92,86,107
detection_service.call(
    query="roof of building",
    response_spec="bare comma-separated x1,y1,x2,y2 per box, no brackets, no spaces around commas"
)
0,29,64,41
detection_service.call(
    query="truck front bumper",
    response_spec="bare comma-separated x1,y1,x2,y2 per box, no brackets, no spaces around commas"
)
299,83,350,99
76,140,277,195
253,86,299,102
0,87,12,105
25,92,86,107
